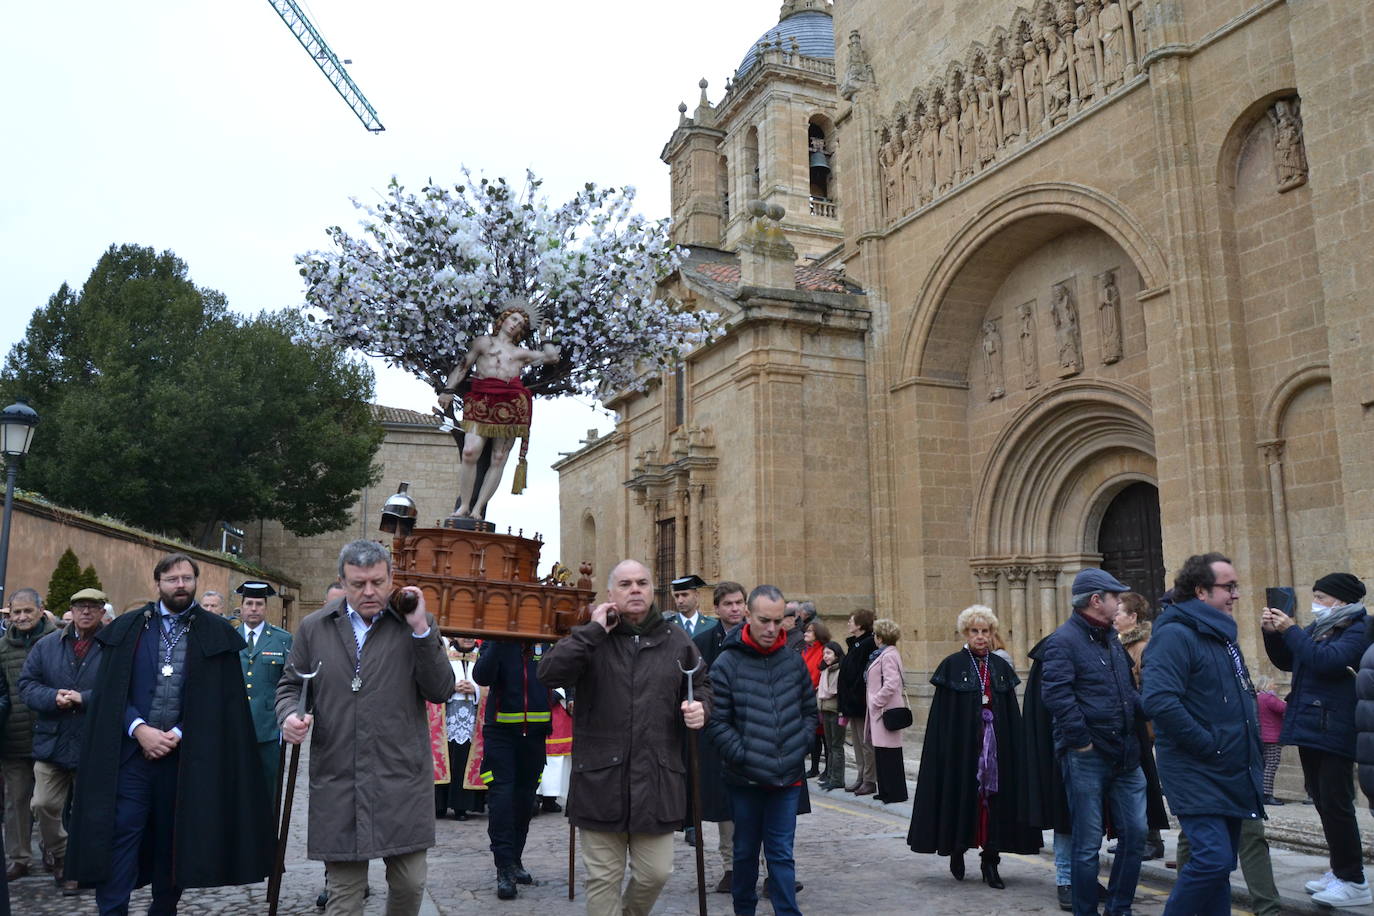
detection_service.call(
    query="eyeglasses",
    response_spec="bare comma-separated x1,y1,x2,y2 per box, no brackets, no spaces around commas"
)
1209,582,1240,595
159,575,195,586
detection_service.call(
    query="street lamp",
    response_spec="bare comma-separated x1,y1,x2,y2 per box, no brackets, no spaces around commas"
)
0,399,39,607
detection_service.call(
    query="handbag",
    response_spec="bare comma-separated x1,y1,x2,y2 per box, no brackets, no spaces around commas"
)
877,649,912,730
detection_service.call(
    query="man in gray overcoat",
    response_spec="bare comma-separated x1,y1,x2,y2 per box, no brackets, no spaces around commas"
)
278,540,455,916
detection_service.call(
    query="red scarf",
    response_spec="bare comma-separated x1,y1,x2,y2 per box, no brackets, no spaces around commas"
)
742,624,788,655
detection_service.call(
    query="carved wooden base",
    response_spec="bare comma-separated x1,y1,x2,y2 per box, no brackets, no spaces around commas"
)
441,514,496,533
391,527,593,641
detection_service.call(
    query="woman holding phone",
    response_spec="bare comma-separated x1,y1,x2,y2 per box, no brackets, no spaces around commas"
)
1262,573,1369,908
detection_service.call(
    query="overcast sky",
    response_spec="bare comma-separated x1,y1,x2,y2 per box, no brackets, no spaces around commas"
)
1,0,787,571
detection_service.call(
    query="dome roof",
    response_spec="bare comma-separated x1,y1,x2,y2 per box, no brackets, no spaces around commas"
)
737,10,835,77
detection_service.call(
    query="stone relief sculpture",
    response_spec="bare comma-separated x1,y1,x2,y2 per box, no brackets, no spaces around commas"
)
1099,269,1123,364
1100,0,1126,88
958,88,976,181
1073,5,1099,104
1044,27,1071,124
1269,97,1308,192
1051,280,1083,376
874,1,1155,223
999,54,1022,142
975,74,999,166
1017,301,1040,388
982,318,1006,399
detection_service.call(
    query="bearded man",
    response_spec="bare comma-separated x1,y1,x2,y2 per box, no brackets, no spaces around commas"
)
65,553,271,911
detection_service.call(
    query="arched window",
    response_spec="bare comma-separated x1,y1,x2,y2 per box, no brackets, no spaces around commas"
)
808,120,834,216
744,127,760,198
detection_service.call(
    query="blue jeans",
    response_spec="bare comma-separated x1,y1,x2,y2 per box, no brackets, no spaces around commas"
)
727,784,801,916
1062,750,1146,916
1166,815,1240,916
1054,831,1072,885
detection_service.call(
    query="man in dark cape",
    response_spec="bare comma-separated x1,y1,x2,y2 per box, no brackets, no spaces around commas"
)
65,554,272,906
1022,634,1072,834
907,649,1041,861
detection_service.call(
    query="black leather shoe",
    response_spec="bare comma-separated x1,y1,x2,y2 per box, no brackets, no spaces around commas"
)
1264,794,1284,806
512,862,533,885
714,870,732,893
541,797,563,813
496,866,518,900
950,853,965,881
1057,884,1072,911
685,826,697,846
981,861,1005,889
316,889,329,909
1143,839,1165,860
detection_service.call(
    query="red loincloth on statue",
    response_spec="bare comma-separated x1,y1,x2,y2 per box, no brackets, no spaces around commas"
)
428,701,451,785
460,376,533,493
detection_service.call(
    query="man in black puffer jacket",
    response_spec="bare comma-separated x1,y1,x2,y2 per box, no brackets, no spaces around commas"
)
706,585,816,916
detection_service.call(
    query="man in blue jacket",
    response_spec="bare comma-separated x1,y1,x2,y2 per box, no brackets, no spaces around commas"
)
705,585,815,916
18,587,106,896
1041,568,1145,916
1142,552,1265,915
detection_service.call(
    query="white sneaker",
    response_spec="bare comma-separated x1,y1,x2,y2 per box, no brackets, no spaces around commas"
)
1307,871,1337,894
1312,879,1373,908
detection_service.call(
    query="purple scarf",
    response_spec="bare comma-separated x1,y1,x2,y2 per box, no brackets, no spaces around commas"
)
967,649,999,795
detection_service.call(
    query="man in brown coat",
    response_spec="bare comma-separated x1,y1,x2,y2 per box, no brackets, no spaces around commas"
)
538,558,710,916
278,540,455,916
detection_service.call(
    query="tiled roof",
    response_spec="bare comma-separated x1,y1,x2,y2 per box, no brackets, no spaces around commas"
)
370,404,438,426
686,260,857,294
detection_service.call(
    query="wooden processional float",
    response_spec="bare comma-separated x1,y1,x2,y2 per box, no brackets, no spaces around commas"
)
378,483,596,641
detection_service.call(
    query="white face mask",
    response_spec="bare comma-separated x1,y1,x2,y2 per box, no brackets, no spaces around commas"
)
1311,602,1332,621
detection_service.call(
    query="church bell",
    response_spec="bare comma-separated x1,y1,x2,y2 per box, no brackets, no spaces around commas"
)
809,148,831,175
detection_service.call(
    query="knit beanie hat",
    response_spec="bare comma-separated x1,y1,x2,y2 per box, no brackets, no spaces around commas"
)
1313,572,1367,606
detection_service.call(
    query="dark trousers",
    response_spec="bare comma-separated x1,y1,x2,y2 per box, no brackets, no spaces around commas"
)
820,709,845,786
1177,817,1280,916
1300,746,1366,882
96,752,183,916
729,784,801,916
482,727,544,868
1166,815,1240,916
259,740,280,800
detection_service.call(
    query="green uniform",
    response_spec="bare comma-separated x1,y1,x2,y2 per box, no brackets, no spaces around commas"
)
238,621,293,790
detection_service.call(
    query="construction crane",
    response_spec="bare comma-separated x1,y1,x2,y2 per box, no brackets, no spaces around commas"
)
266,0,384,132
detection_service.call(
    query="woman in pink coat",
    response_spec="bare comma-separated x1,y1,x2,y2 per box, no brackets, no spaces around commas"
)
865,618,910,803
1256,675,1288,805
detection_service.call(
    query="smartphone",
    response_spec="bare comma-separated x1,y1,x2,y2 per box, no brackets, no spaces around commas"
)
1265,587,1296,617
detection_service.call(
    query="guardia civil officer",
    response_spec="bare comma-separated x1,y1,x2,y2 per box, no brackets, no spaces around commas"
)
234,581,293,790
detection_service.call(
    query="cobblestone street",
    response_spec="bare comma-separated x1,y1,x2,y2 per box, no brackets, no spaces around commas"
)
9,737,1372,914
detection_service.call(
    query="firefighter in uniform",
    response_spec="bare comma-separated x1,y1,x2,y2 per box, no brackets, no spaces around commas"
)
472,639,551,901
232,581,292,790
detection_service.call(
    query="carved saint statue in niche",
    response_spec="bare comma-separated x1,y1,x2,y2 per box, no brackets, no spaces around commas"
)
1017,301,1040,388
982,318,1006,400
1100,0,1125,88
920,107,939,203
1269,98,1309,192
1044,27,1071,124
936,103,956,192
898,122,916,212
1051,281,1083,376
1073,5,1099,103
999,55,1022,141
879,134,899,218
1024,38,1046,132
958,88,976,181
1099,269,1123,364
975,74,998,164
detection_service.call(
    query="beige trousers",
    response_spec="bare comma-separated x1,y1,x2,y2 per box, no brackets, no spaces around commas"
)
716,819,734,871
1,757,34,864
849,717,876,784
31,760,72,859
580,829,674,916
325,849,427,916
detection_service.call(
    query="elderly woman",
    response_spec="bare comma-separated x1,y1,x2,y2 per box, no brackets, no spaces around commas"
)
1263,572,1370,907
1113,591,1169,860
908,605,1039,888
864,619,909,803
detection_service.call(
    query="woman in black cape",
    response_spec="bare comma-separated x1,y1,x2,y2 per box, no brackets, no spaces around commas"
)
908,605,1041,888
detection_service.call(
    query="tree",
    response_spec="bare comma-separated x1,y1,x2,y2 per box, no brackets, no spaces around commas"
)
2,244,384,544
297,171,716,399
79,564,103,593
45,547,84,615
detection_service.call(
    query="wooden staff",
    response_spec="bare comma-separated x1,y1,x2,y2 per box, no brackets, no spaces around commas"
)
268,661,321,916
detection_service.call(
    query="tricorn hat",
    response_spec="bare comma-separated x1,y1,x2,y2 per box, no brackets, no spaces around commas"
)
671,574,708,591
235,581,277,599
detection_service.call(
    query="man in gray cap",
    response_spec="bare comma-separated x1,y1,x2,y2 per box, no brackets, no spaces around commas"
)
1040,567,1147,916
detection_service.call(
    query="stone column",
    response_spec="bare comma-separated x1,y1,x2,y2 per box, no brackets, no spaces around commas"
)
1034,565,1062,641
1006,566,1030,663
974,566,1001,613
675,486,689,576
1259,441,1292,585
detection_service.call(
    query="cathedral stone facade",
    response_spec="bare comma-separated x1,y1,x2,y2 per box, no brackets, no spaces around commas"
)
555,0,1374,690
